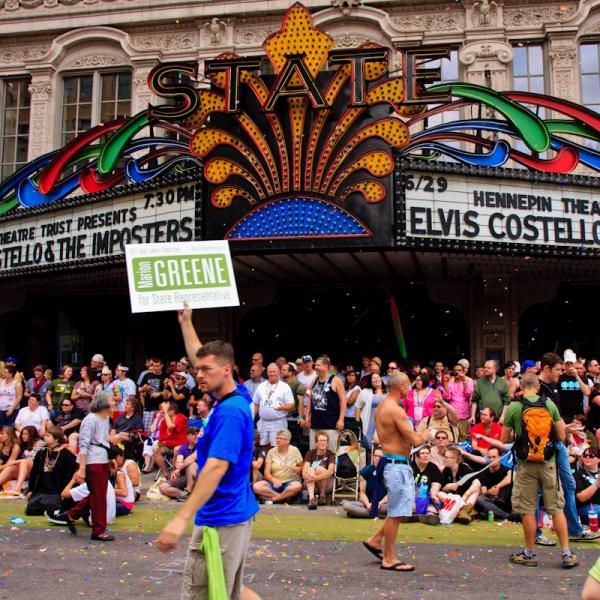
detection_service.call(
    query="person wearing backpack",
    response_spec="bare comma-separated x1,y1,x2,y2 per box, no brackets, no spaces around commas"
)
501,373,579,569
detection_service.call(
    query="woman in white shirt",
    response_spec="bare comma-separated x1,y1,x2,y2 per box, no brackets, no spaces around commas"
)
15,393,50,434
0,366,23,427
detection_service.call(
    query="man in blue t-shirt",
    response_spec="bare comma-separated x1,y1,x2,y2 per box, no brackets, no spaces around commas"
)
157,305,260,600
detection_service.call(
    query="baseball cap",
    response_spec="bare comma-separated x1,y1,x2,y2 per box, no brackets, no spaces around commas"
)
179,357,191,367
302,355,313,362
563,349,577,363
4,356,17,364
522,359,537,371
174,371,187,378
101,366,112,375
92,354,105,363
187,426,200,435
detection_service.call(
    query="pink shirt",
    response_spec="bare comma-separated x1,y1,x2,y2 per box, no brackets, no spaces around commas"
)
404,388,437,426
442,379,474,420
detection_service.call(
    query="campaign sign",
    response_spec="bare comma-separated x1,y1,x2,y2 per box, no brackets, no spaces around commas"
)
125,240,239,313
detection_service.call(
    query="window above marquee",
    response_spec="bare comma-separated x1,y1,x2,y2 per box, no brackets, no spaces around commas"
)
0,77,30,179
61,70,131,144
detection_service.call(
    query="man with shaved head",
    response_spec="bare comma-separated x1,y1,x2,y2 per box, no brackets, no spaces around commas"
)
252,363,295,451
362,372,428,572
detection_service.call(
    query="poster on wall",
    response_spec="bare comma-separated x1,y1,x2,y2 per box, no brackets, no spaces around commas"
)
124,240,239,313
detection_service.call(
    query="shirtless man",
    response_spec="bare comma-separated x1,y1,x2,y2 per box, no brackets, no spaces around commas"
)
362,372,428,572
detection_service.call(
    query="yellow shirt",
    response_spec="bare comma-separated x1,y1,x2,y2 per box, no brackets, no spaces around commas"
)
267,445,303,483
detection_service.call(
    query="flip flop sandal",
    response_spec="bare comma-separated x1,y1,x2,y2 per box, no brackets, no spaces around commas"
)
362,541,383,560
380,562,415,572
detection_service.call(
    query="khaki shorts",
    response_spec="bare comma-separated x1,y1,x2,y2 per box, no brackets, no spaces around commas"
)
182,520,252,600
457,420,470,442
511,461,564,515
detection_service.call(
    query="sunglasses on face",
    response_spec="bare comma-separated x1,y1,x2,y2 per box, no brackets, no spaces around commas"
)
583,452,597,458
61,403,72,407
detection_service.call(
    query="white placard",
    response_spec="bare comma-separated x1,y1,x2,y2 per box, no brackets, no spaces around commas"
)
125,240,239,313
404,172,600,249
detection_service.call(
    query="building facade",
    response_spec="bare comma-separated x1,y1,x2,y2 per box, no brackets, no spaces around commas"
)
1,0,600,371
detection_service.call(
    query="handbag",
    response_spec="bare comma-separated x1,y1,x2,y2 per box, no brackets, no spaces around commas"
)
92,441,120,460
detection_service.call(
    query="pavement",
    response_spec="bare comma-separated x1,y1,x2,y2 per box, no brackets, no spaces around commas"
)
0,524,595,600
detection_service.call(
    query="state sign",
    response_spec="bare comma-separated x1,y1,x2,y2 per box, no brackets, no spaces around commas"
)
125,240,239,313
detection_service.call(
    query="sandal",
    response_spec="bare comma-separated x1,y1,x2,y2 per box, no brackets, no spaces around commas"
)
362,541,383,560
380,562,415,572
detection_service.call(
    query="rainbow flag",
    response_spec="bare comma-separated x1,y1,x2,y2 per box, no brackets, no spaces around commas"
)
387,294,407,359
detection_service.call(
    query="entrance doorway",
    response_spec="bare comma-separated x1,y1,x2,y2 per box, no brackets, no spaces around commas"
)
235,284,468,374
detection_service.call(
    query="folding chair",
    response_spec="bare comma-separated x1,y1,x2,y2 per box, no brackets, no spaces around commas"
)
332,429,361,503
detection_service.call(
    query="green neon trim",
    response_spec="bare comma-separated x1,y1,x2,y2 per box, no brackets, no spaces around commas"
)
0,194,18,215
545,120,600,143
98,112,149,175
429,82,550,153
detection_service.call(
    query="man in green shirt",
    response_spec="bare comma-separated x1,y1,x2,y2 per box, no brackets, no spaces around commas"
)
470,360,510,425
501,373,578,569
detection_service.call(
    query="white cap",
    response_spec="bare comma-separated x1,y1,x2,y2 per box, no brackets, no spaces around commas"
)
564,349,577,363
513,361,521,374
101,366,112,375
92,354,105,363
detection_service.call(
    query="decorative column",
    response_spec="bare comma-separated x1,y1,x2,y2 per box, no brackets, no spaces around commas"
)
131,61,157,114
27,69,55,160
548,35,579,103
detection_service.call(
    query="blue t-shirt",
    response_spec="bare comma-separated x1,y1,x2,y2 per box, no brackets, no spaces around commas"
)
208,382,252,405
195,390,259,527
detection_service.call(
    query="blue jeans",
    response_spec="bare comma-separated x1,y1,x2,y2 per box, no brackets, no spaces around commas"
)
535,442,582,537
0,410,16,427
578,503,600,526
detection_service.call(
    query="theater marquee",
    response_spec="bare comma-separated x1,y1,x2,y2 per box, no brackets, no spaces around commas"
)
0,181,200,277
399,166,600,253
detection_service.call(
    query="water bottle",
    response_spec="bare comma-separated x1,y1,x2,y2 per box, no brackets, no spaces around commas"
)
487,511,494,524
418,483,429,498
589,506,599,533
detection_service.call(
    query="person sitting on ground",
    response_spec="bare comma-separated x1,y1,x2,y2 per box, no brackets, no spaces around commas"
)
428,430,450,471
51,396,85,452
342,446,388,518
469,406,502,455
0,425,24,492
252,429,303,503
416,398,460,443
152,401,188,477
15,393,50,435
574,447,600,525
116,443,142,502
438,446,481,524
141,410,163,473
0,426,42,495
411,445,443,525
58,473,116,526
111,397,144,444
252,430,265,484
159,426,199,501
111,447,136,516
25,426,76,516
474,447,516,521
303,430,336,510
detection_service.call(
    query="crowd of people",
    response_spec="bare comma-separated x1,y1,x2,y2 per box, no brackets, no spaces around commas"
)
1,346,600,559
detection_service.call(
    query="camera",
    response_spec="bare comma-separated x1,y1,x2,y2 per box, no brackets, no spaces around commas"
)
449,371,458,377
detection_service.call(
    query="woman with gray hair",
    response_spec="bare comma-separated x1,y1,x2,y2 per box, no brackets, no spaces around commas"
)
51,390,115,541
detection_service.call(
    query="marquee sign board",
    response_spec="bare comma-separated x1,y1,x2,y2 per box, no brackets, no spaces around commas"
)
399,165,600,255
0,182,199,278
